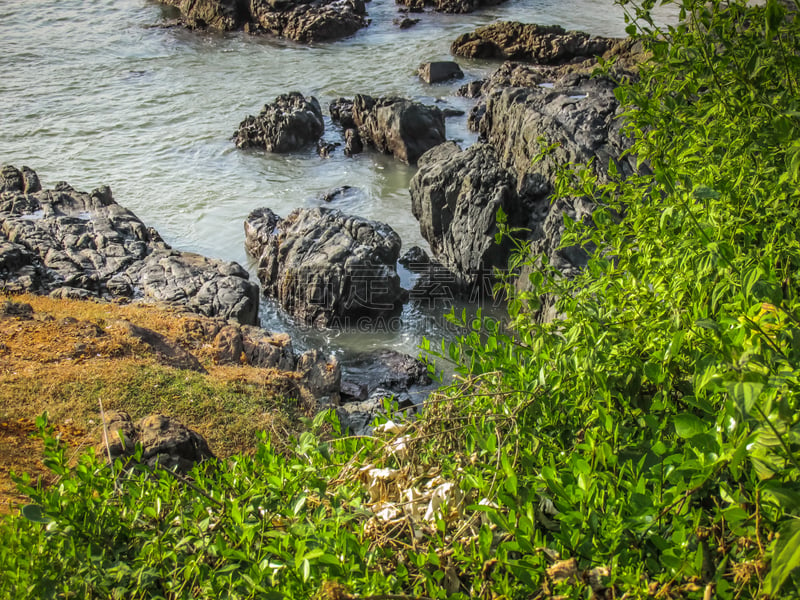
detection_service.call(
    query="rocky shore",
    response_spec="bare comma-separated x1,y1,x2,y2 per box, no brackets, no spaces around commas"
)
2,19,642,446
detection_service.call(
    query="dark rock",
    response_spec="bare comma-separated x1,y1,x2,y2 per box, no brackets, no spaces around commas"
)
250,0,368,43
244,206,403,327
418,61,464,84
317,185,356,203
109,320,207,373
410,141,527,293
157,0,246,30
234,93,325,152
476,76,634,193
451,21,616,63
99,411,214,473
350,95,446,164
341,379,369,401
393,17,420,28
456,79,485,98
330,98,356,129
317,141,337,157
158,0,369,42
395,0,507,14
344,128,363,156
398,245,431,271
442,107,465,118
346,348,432,390
335,387,417,435
0,166,260,324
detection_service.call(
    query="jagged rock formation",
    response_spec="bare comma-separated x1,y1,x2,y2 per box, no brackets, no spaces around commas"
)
329,95,445,164
395,0,506,14
244,206,404,327
235,93,325,152
159,0,368,42
451,22,616,62
410,141,527,293
410,22,641,300
0,166,259,324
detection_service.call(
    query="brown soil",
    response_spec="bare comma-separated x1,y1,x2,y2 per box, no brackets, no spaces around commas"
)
0,293,301,514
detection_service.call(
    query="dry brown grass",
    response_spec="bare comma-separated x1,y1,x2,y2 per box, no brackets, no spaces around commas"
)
0,293,304,513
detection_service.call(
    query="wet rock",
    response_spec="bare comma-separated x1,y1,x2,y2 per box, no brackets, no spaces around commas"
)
346,348,431,390
99,410,215,473
395,0,507,14
158,0,368,42
456,79,485,98
398,245,431,271
317,185,357,203
0,166,259,324
450,21,616,63
418,61,464,84
330,98,356,129
234,93,325,152
350,94,446,164
410,141,527,293
244,206,403,327
393,17,420,28
317,141,337,157
344,128,363,156
250,0,368,43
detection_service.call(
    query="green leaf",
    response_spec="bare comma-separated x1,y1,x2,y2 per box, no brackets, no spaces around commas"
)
674,414,707,439
767,519,800,594
21,504,50,523
728,381,763,416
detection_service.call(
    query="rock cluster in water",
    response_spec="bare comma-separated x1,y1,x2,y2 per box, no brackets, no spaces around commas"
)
329,95,446,164
0,166,260,324
407,21,644,304
160,0,368,42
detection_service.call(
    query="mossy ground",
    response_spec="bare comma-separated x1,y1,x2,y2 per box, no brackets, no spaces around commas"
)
0,293,304,513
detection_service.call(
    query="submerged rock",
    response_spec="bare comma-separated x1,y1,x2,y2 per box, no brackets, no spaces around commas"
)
159,0,368,42
234,92,325,152
244,206,404,327
0,166,259,324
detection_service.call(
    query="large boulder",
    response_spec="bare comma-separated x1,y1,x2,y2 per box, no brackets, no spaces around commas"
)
450,22,616,63
159,0,368,42
395,0,506,14
0,166,260,324
244,206,404,327
159,0,246,29
475,74,635,193
251,0,368,42
346,95,446,165
99,411,214,473
410,74,634,295
235,93,325,152
410,141,527,293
